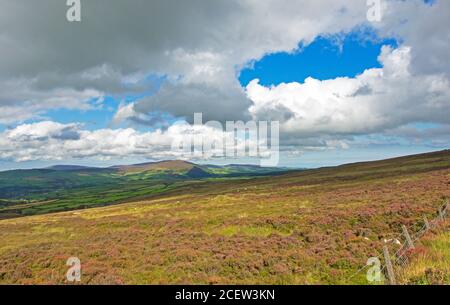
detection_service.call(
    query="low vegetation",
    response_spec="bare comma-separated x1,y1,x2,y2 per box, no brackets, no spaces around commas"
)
0,161,288,219
397,219,449,285
0,150,448,284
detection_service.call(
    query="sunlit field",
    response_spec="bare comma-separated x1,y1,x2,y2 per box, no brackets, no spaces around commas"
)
0,150,448,284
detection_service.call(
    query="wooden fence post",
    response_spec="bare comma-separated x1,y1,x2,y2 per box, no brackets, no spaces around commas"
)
423,216,430,230
439,209,445,221
383,246,396,285
402,225,415,250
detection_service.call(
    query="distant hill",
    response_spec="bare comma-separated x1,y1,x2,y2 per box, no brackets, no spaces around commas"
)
46,165,98,171
1,150,448,219
0,160,291,218
0,149,448,284
113,160,196,173
185,166,213,178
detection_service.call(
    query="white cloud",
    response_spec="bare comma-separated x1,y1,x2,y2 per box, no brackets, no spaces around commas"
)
245,46,450,137
0,77,103,124
7,121,81,141
112,102,139,125
374,0,450,77
0,0,369,123
0,119,351,162
0,0,449,162
0,121,234,162
1,122,169,162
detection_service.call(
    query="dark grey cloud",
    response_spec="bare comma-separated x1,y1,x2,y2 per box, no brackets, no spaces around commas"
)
133,82,252,123
384,124,450,145
375,0,450,78
0,0,448,160
0,0,369,123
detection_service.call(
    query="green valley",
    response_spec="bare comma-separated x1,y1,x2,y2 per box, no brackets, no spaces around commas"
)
0,150,448,284
0,161,289,219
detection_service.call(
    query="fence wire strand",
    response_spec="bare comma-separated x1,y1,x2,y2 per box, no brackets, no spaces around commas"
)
348,200,448,284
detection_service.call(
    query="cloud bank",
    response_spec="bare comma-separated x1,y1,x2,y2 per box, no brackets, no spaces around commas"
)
246,46,450,136
0,0,449,163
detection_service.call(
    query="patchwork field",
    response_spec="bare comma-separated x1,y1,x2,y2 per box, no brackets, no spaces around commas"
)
0,161,288,219
0,150,449,284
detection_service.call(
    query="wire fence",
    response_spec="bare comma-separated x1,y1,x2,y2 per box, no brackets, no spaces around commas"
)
348,199,449,284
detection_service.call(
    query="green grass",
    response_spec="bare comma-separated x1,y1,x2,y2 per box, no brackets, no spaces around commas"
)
397,220,449,285
0,162,290,219
0,150,448,284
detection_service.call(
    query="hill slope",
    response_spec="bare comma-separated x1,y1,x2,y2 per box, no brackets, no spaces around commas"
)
113,160,196,173
0,161,289,219
0,150,448,284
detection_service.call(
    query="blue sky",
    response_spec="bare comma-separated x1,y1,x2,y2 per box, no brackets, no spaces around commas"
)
1,31,443,170
46,32,398,132
0,1,449,170
0,30,447,170
239,31,397,87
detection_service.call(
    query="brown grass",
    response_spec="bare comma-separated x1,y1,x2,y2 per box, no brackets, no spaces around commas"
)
0,151,449,284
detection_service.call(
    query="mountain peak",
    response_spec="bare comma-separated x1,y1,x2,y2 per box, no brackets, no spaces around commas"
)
115,160,195,173
46,165,96,171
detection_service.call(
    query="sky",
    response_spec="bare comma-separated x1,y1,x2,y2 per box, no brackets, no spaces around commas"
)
0,0,449,170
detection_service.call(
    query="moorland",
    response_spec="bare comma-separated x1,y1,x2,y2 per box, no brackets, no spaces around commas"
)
0,150,448,284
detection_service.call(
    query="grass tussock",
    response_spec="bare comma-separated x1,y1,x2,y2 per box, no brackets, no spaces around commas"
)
0,151,449,284
397,219,449,285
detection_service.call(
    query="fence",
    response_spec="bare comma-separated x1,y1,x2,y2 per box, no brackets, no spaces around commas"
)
349,199,448,285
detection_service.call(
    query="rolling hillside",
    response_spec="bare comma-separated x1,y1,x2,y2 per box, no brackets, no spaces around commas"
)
0,161,289,219
0,150,448,284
